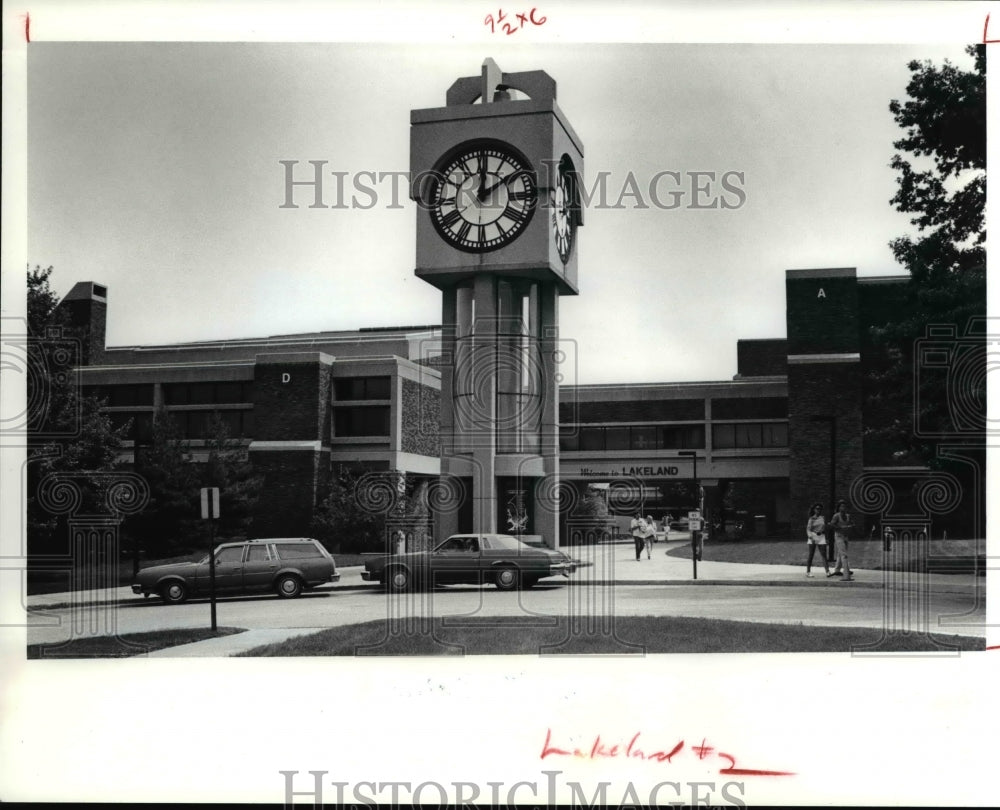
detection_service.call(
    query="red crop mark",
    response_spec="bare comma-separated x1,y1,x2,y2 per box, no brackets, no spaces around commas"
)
718,752,796,777
985,13,999,44
24,12,31,43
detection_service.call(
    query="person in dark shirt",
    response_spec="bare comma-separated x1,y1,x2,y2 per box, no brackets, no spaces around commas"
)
828,500,855,582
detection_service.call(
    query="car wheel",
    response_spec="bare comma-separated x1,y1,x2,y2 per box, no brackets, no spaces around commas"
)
159,581,187,604
494,566,519,591
386,566,410,593
275,574,303,598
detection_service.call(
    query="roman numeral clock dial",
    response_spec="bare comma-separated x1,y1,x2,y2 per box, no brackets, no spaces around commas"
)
429,142,537,252
552,156,578,265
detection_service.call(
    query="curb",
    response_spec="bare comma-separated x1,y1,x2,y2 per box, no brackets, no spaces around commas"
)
29,574,979,611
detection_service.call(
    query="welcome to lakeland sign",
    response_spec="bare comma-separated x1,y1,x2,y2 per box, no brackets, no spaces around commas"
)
573,464,683,478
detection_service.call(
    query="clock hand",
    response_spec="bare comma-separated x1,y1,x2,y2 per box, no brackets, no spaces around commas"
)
481,171,520,199
477,151,488,199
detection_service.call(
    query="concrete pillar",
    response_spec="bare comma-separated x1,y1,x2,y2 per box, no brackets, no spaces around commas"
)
471,274,498,534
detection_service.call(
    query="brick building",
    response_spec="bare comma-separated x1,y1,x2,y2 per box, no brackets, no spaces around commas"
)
57,267,968,546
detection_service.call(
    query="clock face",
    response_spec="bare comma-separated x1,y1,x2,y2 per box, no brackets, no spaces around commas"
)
429,143,537,252
552,160,577,264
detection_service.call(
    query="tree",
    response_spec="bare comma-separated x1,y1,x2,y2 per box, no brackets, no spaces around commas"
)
129,409,199,558
26,267,130,554
865,45,986,467
27,265,66,337
129,411,264,561
200,412,264,542
312,468,418,554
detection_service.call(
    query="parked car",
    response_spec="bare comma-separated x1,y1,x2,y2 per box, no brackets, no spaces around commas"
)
132,538,340,603
361,533,577,592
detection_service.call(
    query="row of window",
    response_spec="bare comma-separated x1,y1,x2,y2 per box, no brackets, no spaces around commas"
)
713,422,787,449
559,422,789,452
84,384,154,408
163,381,252,405
87,377,385,408
333,406,390,438
560,425,706,452
107,410,253,442
334,376,391,401
104,404,390,442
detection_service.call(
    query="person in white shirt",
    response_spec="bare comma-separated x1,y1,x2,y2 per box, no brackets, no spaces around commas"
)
804,503,830,577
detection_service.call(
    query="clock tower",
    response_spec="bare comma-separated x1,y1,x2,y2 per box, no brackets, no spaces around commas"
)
410,59,584,548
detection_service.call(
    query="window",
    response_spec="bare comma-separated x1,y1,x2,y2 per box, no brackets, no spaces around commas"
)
659,425,705,449
189,382,217,404
86,384,153,407
762,423,788,447
169,410,252,440
560,424,706,451
163,381,251,405
274,543,324,560
630,426,657,451
735,423,761,448
216,547,244,564
334,406,390,437
605,427,629,451
712,422,788,449
559,427,579,452
438,537,479,552
580,427,605,452
711,397,787,419
246,544,271,562
334,377,391,401
713,424,736,449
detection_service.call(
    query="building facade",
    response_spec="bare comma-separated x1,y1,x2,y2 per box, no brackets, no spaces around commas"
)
57,266,964,548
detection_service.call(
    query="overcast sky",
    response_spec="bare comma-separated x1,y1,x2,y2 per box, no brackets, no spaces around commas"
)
27,41,973,384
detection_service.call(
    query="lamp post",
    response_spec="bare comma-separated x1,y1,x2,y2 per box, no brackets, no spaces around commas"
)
679,451,698,578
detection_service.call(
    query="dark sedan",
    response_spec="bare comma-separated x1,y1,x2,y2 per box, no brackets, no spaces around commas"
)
361,533,576,592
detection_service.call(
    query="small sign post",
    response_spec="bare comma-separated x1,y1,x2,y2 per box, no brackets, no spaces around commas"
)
201,487,220,631
688,510,702,579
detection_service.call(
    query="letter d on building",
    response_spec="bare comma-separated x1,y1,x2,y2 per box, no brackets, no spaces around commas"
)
282,372,291,384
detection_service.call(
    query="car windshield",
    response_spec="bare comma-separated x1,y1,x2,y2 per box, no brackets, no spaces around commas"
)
484,535,532,551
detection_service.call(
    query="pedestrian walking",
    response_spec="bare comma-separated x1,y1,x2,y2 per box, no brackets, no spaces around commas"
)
828,500,855,581
643,515,655,558
804,503,830,577
630,515,645,561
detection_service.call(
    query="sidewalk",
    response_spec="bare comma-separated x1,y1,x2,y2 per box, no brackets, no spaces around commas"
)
25,539,979,611
564,539,980,593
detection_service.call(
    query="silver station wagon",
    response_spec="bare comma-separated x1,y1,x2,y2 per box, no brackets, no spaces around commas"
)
132,538,340,603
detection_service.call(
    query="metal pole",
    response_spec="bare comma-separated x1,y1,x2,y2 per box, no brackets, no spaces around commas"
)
692,453,698,579
209,519,217,632
828,418,836,563
680,451,698,579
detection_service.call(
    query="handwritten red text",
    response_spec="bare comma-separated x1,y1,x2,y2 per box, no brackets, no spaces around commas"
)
540,729,794,777
484,8,546,36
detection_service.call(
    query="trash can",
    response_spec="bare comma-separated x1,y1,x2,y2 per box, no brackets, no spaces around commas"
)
754,515,767,536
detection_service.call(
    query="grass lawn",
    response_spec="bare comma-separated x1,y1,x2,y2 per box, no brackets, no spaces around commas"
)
668,537,985,572
27,627,245,659
238,616,983,656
